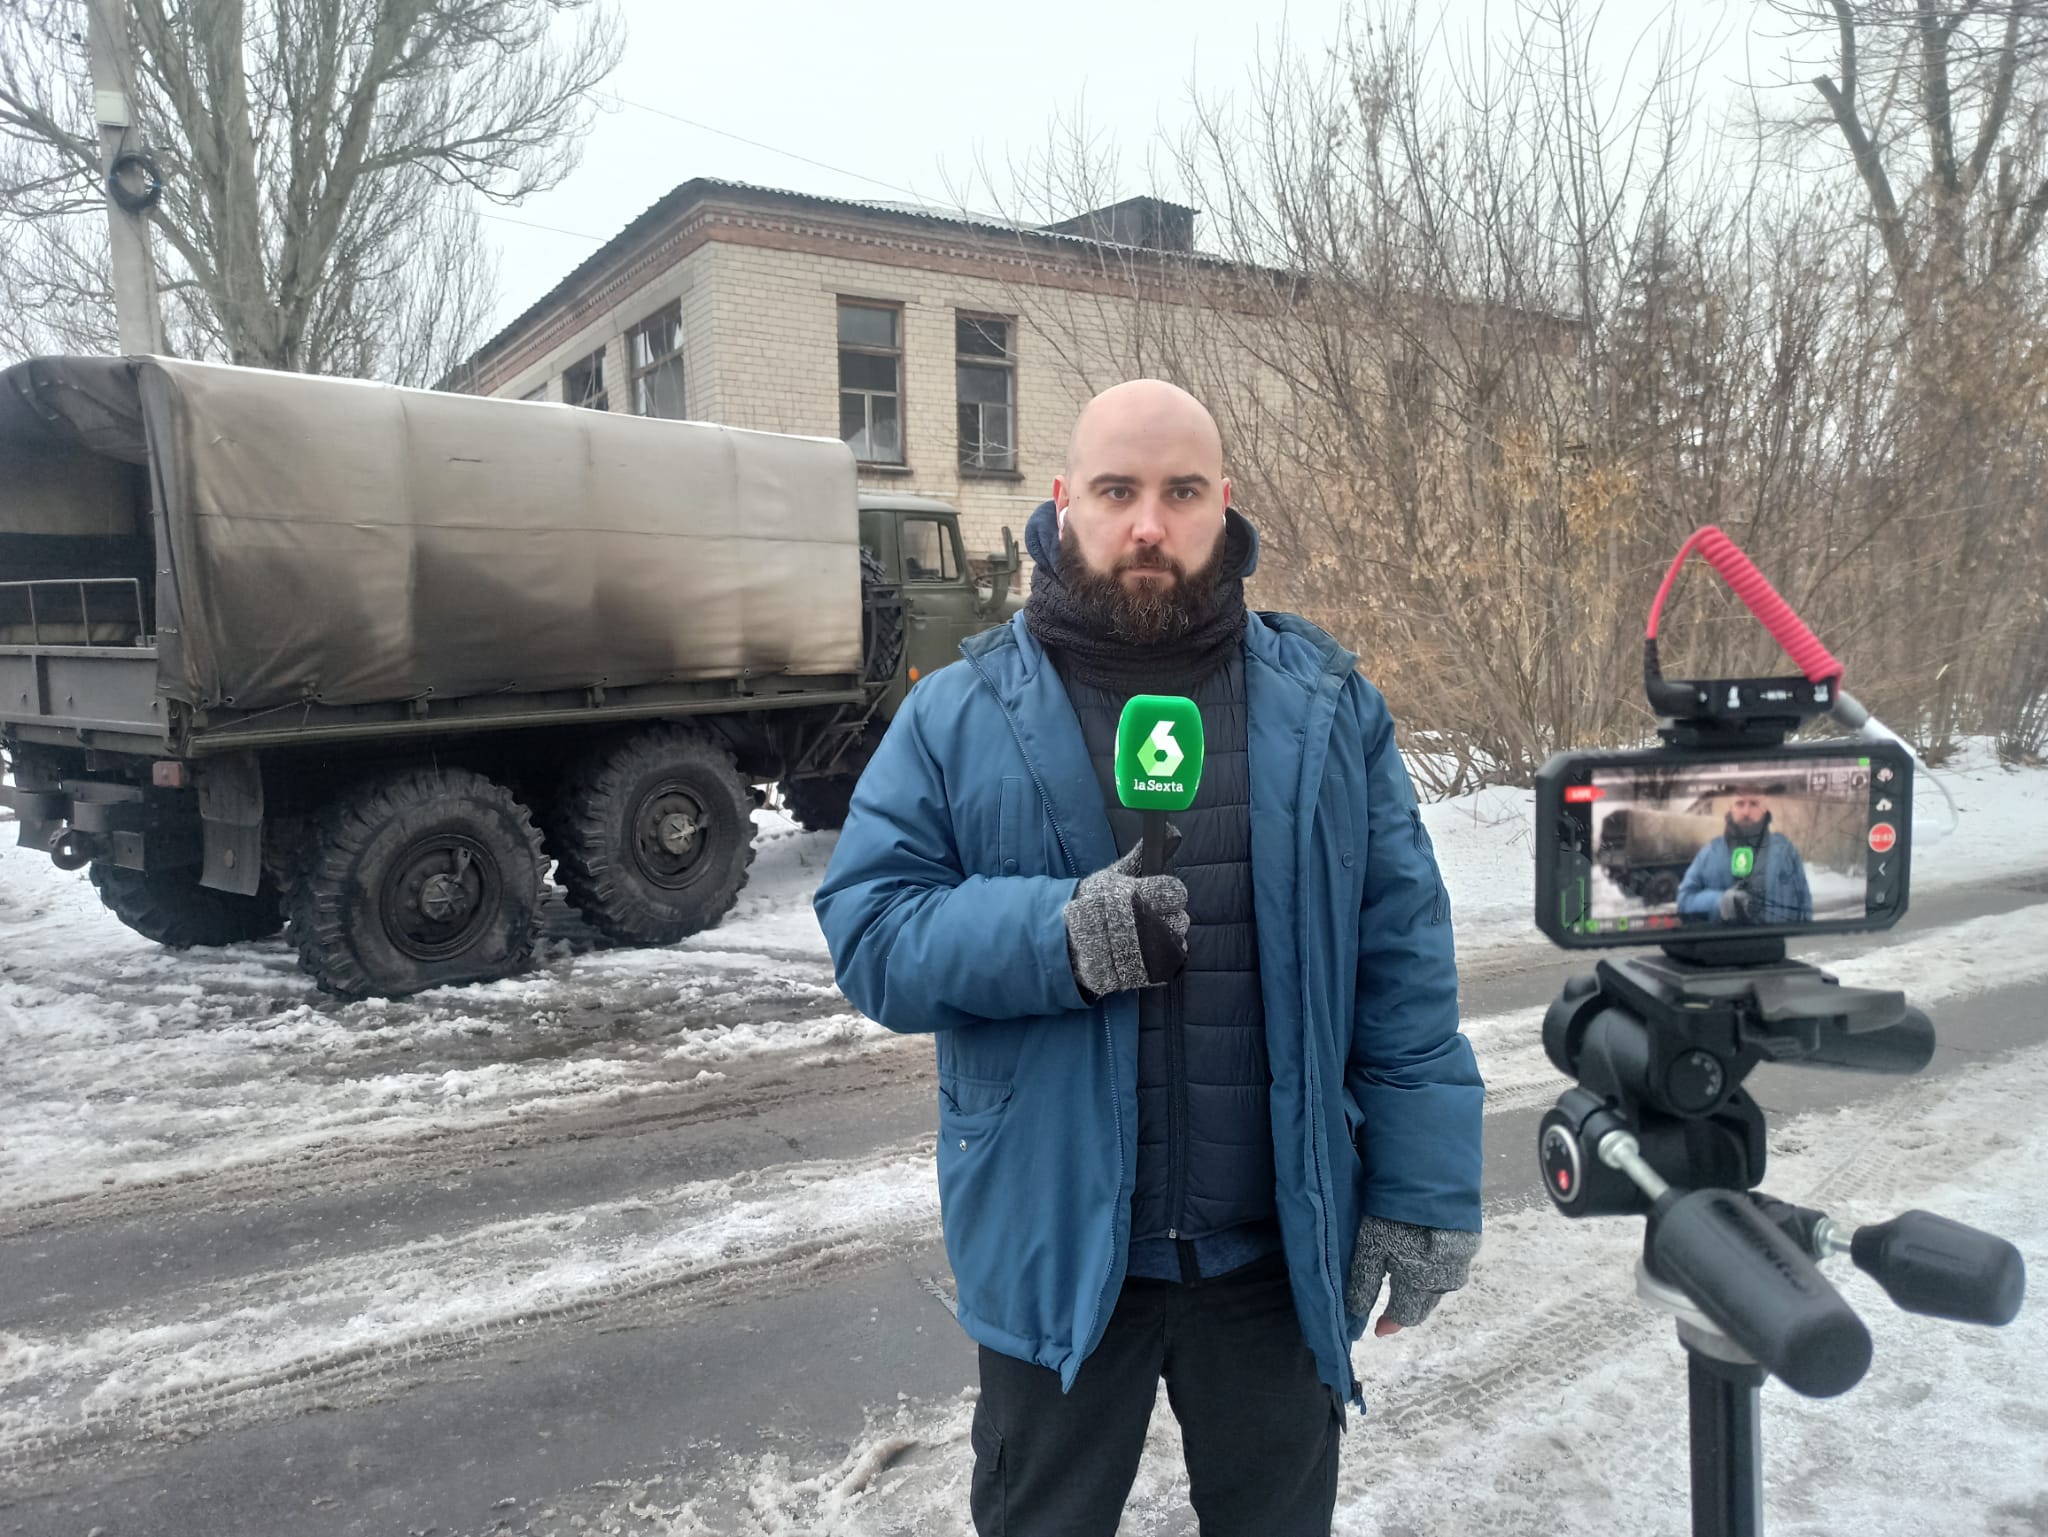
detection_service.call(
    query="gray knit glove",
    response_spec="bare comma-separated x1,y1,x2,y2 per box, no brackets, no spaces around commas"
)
1063,842,1190,998
1348,1216,1480,1327
1717,885,1758,923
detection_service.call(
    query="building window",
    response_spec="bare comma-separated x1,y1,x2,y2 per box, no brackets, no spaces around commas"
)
957,315,1016,472
901,517,962,582
629,303,686,419
564,349,607,411
838,301,904,464
520,383,548,403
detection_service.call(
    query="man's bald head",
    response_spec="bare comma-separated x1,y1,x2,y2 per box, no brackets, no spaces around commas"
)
1064,378,1225,482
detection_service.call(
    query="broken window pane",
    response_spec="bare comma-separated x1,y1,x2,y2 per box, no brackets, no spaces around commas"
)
629,304,685,419
840,391,871,456
868,392,902,462
564,350,607,411
635,359,685,418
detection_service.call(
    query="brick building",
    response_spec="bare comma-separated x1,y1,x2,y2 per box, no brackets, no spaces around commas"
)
449,179,1208,567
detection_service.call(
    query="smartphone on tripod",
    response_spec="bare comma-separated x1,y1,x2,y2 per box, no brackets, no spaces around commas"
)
1534,738,1914,951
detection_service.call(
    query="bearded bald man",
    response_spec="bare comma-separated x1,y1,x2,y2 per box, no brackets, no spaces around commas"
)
817,380,1484,1535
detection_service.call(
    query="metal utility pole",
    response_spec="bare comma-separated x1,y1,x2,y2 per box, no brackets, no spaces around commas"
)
85,0,166,355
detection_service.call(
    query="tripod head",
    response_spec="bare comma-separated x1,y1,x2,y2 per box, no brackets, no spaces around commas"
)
1537,950,1958,1394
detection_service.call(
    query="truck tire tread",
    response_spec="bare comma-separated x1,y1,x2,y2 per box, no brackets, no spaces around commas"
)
288,768,545,999
861,547,904,686
553,725,756,946
89,864,285,949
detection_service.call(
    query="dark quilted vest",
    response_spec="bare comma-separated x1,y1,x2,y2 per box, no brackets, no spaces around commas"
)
1055,653,1276,1255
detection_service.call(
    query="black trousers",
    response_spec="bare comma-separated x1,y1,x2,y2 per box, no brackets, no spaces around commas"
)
969,1253,1341,1537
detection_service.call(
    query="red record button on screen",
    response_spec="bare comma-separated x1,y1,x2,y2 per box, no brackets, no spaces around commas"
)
1869,822,1898,854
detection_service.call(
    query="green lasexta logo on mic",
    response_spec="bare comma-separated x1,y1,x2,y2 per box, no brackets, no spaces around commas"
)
1138,720,1186,778
1115,695,1207,813
1730,845,1755,879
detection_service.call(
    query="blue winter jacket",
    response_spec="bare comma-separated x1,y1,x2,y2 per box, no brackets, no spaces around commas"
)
813,580,1484,1409
1676,832,1813,924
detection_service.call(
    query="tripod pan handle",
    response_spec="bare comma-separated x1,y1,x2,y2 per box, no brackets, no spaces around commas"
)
1851,1210,2027,1326
1652,1188,1872,1398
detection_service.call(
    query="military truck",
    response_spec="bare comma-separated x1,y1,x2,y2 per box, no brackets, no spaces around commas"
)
0,356,1019,997
1594,806,1720,907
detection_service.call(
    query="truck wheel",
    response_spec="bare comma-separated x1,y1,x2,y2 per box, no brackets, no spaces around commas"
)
289,768,545,999
553,724,756,946
780,774,858,833
89,864,285,948
861,547,905,686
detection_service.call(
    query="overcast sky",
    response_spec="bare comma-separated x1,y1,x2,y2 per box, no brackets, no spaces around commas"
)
479,0,1805,333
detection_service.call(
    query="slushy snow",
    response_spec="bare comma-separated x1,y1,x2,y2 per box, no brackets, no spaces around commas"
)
1,746,2045,1534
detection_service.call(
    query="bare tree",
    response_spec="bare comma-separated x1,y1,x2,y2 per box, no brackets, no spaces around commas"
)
1769,1,2048,753
1780,1,2048,295
984,0,2048,780
0,0,622,380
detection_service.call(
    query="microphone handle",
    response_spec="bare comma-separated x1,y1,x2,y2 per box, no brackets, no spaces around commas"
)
1142,811,1167,879
1139,812,1172,1035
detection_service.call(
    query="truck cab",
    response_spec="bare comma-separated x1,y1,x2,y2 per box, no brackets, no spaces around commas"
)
857,494,1022,714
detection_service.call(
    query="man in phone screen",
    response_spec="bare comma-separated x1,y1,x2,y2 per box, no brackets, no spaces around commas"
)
1677,788,1814,925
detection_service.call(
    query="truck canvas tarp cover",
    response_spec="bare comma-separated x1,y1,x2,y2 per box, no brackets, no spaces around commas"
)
0,355,863,713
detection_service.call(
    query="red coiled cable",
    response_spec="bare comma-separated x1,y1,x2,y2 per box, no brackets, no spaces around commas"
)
1646,526,1844,686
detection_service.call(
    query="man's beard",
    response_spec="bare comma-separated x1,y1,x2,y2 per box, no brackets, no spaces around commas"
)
1056,525,1228,644
1727,812,1768,843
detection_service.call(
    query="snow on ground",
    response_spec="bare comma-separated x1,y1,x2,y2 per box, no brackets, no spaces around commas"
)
538,1039,2048,1537
5,907,2044,1494
0,745,2045,1527
0,811,888,1213
0,1144,940,1456
3,751,2045,1215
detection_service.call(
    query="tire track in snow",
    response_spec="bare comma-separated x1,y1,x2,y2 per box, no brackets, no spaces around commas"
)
0,1030,927,1239
0,1144,943,1476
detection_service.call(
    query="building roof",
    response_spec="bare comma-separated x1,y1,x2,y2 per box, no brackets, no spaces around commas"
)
458,178,1204,385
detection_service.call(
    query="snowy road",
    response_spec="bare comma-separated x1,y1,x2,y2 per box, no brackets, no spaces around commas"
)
1,757,2045,1537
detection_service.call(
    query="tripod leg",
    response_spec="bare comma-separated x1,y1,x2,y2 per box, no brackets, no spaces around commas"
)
1688,1349,1767,1537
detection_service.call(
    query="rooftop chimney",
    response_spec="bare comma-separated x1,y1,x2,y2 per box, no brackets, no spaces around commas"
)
1042,196,1198,253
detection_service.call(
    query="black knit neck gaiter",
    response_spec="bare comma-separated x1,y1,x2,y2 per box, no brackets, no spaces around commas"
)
1025,510,1256,696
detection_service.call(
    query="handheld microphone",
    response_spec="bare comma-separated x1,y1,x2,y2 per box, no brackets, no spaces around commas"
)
1115,695,1206,877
